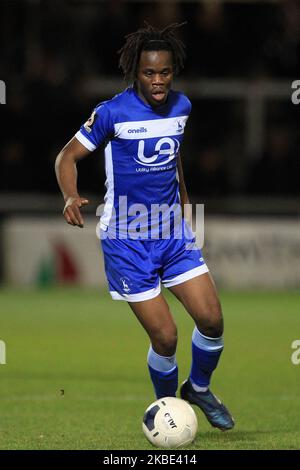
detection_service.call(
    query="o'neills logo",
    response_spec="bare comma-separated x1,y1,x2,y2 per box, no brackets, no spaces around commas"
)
128,127,147,133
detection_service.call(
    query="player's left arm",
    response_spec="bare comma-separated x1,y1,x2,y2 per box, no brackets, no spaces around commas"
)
177,152,192,222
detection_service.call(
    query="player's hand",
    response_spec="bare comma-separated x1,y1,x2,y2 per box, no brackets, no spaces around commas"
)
63,196,89,228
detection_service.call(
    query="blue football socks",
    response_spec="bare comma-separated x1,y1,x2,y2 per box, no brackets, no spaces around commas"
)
147,345,178,399
190,326,224,389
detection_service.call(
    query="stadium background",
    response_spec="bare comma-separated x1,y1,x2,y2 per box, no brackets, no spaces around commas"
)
0,0,299,450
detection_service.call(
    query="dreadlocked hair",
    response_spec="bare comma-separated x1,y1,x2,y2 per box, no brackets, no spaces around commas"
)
118,22,186,84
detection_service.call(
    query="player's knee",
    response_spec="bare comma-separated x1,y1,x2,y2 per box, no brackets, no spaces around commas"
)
196,299,224,338
199,320,223,338
151,326,178,356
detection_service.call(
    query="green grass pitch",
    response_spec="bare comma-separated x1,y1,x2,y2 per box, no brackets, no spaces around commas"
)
0,287,299,450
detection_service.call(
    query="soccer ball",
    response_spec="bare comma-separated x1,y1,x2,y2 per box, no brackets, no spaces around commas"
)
142,397,198,448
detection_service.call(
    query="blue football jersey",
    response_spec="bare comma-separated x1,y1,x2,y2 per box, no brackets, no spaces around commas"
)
75,86,191,238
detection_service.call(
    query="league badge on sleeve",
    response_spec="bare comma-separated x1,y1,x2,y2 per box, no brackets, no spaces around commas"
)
84,109,98,133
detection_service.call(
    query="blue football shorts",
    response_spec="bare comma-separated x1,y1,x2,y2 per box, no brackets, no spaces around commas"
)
100,227,209,302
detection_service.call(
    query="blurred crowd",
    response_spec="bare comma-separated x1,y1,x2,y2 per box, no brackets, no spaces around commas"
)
0,0,299,197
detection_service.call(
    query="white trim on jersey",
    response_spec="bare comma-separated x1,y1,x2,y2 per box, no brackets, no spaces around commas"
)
114,116,189,140
100,141,114,229
110,284,161,302
75,131,97,151
162,264,209,288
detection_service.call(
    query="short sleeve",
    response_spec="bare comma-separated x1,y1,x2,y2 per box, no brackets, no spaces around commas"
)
185,95,192,116
75,104,113,151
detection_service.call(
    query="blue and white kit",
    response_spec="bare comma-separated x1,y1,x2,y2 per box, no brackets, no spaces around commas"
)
76,86,208,301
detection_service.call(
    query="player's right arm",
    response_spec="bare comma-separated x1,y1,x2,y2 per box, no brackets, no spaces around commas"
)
55,137,91,228
56,102,113,227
